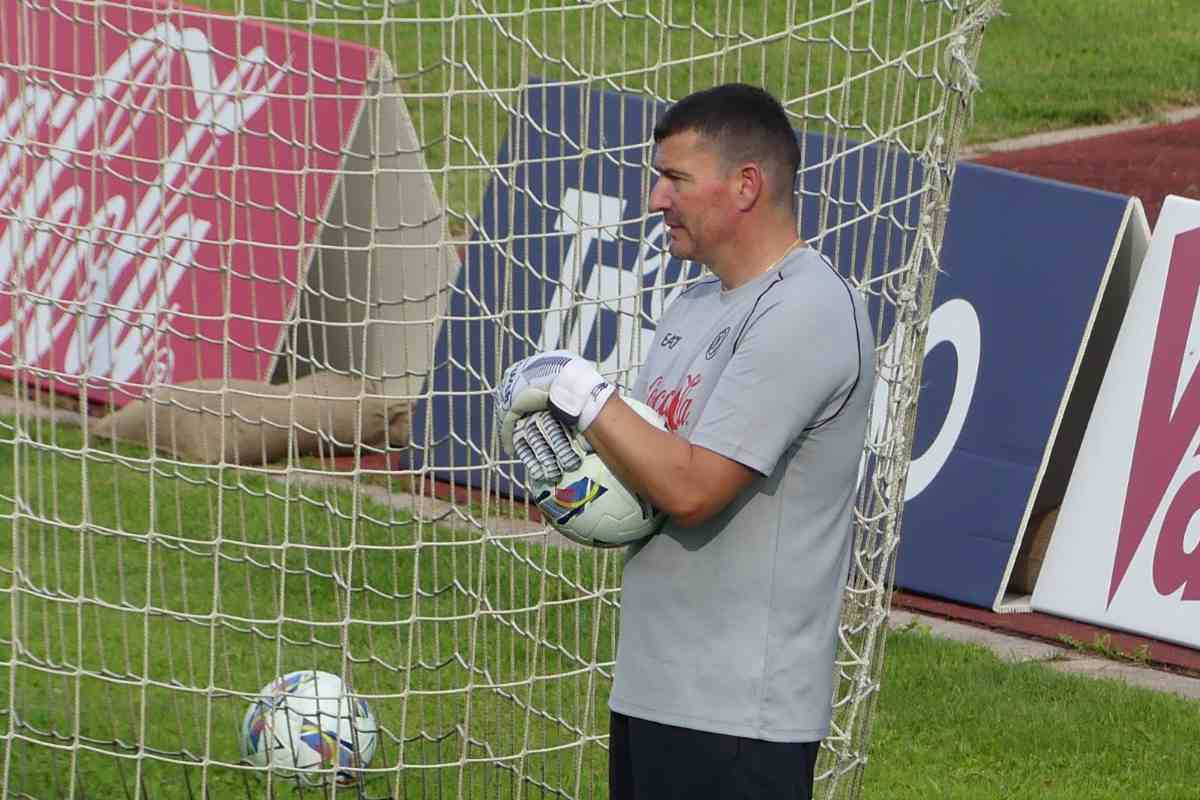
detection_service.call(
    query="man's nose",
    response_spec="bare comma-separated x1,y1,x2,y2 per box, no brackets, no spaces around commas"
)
649,178,669,213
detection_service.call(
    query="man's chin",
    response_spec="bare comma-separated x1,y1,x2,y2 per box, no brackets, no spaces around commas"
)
668,241,693,261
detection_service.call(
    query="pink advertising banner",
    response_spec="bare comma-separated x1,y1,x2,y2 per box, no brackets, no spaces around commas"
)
0,0,375,404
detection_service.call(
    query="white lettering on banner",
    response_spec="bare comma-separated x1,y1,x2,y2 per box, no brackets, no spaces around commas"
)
639,219,696,322
1108,225,1200,603
86,214,207,383
0,21,286,385
539,188,627,356
1184,505,1200,554
0,85,55,213
863,298,982,500
905,299,982,499
540,189,700,378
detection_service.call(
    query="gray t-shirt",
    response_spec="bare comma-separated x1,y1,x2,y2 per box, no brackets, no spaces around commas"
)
610,246,875,742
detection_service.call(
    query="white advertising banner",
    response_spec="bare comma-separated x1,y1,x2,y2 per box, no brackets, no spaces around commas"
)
1033,194,1200,647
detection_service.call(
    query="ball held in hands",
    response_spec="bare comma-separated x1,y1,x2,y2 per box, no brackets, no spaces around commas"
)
529,397,668,548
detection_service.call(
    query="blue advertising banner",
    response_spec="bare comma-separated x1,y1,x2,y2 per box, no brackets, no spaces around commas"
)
898,163,1136,608
412,83,1135,611
410,84,703,494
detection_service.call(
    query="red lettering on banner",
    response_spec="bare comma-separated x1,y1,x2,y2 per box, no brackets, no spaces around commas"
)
1154,471,1200,599
646,373,701,431
1109,226,1200,605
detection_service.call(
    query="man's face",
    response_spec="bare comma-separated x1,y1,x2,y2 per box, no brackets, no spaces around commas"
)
648,130,735,264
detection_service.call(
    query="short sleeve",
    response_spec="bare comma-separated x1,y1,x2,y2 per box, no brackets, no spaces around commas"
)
689,286,864,476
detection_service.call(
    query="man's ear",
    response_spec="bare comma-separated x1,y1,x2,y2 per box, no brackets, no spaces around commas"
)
733,162,765,212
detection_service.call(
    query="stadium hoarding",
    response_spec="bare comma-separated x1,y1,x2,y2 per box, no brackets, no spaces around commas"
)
412,82,692,494
898,166,1149,611
416,81,1149,614
1032,195,1200,648
0,0,446,407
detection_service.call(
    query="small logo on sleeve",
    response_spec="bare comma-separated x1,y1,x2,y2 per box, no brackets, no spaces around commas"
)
660,332,683,349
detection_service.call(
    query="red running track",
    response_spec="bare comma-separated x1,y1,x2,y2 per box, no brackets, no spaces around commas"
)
974,116,1200,228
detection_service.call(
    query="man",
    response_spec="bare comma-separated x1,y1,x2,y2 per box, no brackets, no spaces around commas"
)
495,83,876,799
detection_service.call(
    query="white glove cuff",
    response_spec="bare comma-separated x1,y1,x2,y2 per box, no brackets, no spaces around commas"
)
576,380,615,432
548,359,615,433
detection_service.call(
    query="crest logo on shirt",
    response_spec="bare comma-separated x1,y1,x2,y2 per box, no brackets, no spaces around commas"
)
706,327,731,360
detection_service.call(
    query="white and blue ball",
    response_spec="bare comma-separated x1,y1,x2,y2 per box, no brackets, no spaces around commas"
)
531,398,668,548
240,669,379,787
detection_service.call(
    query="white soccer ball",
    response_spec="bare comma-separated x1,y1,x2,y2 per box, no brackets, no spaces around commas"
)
531,398,668,548
240,669,379,787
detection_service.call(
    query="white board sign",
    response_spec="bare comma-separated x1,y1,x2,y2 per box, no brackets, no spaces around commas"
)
1033,194,1200,647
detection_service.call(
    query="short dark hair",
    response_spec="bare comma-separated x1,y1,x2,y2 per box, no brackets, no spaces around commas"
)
653,83,800,207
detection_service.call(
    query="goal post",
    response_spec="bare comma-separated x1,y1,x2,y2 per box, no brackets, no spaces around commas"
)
0,1,999,797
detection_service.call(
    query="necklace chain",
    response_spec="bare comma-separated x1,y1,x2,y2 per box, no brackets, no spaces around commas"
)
720,237,803,293
760,237,802,276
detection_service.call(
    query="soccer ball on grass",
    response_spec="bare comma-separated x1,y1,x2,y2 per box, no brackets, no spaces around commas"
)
240,669,379,787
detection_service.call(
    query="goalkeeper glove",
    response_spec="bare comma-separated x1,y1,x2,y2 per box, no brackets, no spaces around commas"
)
511,410,589,483
494,349,614,454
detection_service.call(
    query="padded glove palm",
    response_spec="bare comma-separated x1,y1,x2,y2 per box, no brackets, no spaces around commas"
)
511,410,590,483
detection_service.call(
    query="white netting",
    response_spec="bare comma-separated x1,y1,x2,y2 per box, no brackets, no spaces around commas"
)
0,0,998,797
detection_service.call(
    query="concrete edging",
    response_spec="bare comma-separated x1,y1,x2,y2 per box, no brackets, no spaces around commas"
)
889,610,1200,701
962,106,1200,159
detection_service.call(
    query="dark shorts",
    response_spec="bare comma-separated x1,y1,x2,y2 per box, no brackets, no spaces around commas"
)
608,711,820,800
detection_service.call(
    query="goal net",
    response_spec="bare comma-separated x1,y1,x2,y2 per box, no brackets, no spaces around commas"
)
0,0,997,797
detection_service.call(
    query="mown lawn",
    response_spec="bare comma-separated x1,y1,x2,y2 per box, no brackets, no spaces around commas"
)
971,0,1200,142
868,623,1198,800
0,416,622,798
1,416,1196,798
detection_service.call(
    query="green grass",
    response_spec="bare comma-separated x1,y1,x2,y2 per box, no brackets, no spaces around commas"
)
2,418,1197,798
0,416,623,798
184,0,1200,229
971,0,1200,142
191,1,975,229
867,625,1199,800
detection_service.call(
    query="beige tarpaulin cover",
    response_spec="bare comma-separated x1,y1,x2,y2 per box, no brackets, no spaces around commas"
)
92,372,409,465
